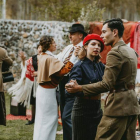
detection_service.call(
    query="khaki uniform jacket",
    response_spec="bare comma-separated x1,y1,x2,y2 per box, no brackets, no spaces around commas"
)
82,40,140,116
0,48,13,92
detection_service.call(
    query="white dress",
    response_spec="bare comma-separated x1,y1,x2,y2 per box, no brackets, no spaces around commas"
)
33,50,77,140
33,85,58,140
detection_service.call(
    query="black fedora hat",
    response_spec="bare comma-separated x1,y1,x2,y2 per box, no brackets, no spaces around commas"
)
69,23,87,36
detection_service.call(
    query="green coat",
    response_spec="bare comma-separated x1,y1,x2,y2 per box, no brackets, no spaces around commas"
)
82,40,140,116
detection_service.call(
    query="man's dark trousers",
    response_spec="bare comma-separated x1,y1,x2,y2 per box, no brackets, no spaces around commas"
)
59,76,69,117
62,96,75,140
59,76,75,140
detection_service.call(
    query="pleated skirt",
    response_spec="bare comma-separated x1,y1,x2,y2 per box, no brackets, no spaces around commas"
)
72,97,102,140
33,85,58,140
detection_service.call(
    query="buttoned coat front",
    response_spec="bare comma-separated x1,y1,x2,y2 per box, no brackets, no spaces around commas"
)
0,47,13,92
82,40,140,116
65,58,105,98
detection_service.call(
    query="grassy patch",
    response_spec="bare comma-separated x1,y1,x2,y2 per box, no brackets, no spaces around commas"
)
1,93,105,140
0,120,34,140
0,93,63,140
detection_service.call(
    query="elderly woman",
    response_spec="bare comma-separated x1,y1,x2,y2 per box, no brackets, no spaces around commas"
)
65,34,105,140
33,35,79,140
0,47,13,126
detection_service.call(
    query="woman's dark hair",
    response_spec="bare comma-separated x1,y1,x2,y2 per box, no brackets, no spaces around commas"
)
103,18,124,38
39,35,54,52
78,40,101,62
37,43,40,49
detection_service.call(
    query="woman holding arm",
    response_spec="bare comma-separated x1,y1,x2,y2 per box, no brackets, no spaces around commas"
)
65,34,105,140
33,35,78,140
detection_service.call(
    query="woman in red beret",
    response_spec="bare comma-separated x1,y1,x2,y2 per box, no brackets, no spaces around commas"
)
65,34,105,140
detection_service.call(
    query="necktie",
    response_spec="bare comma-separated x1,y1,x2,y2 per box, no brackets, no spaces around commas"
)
63,47,74,64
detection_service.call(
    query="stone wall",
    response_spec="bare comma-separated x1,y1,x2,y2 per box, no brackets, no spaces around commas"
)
0,19,72,90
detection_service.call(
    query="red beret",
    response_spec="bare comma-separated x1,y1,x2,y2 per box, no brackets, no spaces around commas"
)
83,34,105,52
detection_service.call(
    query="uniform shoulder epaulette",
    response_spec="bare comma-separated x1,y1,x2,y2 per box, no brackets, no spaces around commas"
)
117,44,131,58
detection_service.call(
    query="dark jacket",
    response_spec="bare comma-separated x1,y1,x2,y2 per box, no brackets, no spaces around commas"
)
32,54,38,71
65,57,105,97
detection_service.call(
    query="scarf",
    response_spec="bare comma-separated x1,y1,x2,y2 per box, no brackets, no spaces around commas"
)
26,57,35,81
8,57,36,108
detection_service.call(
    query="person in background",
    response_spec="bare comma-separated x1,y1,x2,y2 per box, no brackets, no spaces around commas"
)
8,45,42,125
33,35,79,140
56,23,87,139
66,34,105,140
20,45,42,125
0,47,13,126
66,18,140,140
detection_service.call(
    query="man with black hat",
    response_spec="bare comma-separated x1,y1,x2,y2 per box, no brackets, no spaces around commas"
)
56,23,87,140
66,18,140,140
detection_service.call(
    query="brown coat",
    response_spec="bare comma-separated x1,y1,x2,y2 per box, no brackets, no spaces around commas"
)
0,47,13,125
37,54,64,83
0,47,13,92
82,40,140,116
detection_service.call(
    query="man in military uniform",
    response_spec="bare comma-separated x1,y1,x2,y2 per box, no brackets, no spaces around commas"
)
65,18,140,140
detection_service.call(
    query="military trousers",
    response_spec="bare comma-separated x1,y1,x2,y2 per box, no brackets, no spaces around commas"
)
95,115,137,140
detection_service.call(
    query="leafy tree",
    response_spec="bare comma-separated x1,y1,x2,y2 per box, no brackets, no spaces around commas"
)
78,1,105,32
28,0,104,22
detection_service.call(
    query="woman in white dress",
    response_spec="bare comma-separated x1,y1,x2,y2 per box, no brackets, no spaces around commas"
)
33,35,78,140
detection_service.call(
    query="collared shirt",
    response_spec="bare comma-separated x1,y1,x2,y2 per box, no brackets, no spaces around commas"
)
55,41,83,76
45,50,55,57
55,41,83,64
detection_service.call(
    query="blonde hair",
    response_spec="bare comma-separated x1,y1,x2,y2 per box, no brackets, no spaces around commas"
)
78,41,101,62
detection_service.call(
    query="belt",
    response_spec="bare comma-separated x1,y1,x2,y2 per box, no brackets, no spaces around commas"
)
110,84,135,93
81,94,101,100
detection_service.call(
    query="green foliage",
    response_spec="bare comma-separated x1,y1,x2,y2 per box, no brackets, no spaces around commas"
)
79,1,105,22
28,0,104,22
78,1,105,32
